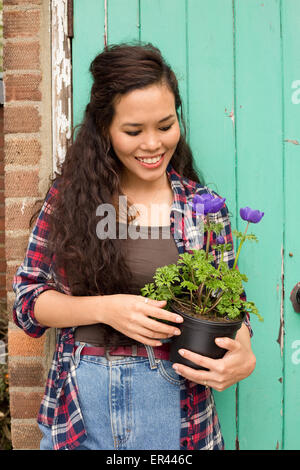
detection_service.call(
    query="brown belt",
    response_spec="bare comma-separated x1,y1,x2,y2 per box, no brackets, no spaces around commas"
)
75,343,170,360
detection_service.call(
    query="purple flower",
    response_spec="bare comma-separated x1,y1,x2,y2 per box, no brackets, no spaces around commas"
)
191,194,226,215
216,235,225,245
240,206,264,223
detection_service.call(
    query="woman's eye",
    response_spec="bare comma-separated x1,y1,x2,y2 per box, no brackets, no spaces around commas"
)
125,124,173,137
125,131,141,136
159,124,172,132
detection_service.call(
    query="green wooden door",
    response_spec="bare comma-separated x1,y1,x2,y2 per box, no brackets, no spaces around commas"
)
72,0,300,450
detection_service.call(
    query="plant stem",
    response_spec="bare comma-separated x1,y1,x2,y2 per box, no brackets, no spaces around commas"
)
232,222,249,270
167,286,190,310
205,216,211,260
173,297,198,312
217,249,224,272
202,288,213,312
197,282,205,309
202,291,224,314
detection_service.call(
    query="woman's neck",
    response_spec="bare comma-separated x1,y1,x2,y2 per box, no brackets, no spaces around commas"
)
121,172,171,203
119,173,174,226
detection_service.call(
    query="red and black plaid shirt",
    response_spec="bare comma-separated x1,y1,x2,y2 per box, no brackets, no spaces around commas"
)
12,164,252,450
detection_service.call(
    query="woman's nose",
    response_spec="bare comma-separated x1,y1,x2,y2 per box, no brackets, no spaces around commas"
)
139,132,162,152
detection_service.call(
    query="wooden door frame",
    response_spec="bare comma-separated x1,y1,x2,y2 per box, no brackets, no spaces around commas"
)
51,0,109,174
51,0,73,175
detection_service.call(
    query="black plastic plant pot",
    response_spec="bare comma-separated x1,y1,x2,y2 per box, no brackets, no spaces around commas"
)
169,303,245,370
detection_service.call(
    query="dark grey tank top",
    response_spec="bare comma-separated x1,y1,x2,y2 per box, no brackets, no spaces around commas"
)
74,224,179,347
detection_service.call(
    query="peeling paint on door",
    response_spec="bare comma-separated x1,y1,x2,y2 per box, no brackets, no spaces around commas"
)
51,0,72,176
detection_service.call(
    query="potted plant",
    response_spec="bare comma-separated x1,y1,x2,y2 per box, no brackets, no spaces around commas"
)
141,195,264,370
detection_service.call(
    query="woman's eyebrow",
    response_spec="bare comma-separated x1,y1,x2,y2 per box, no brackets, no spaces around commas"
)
122,114,175,127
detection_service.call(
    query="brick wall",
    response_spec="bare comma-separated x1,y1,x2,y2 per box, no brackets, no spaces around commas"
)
4,0,53,449
0,1,6,307
0,105,5,306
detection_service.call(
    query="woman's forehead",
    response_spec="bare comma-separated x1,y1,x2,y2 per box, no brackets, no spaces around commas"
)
113,84,176,124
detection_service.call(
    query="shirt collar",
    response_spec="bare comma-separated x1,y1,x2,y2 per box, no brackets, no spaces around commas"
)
166,163,204,251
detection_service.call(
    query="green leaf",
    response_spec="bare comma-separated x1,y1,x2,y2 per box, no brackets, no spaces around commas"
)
180,280,198,292
245,233,259,242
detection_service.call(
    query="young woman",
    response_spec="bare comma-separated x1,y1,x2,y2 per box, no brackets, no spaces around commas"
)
13,42,255,450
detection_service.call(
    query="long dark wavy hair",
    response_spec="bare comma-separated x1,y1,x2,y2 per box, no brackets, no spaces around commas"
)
32,41,204,304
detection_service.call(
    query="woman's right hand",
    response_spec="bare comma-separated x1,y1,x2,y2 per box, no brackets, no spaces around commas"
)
100,294,183,347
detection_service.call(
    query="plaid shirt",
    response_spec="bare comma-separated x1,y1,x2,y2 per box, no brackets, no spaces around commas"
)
13,164,252,450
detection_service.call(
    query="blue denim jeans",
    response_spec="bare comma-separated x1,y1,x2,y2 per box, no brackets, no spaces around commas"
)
39,342,185,450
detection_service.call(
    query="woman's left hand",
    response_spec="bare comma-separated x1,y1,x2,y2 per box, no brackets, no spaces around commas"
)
172,334,256,391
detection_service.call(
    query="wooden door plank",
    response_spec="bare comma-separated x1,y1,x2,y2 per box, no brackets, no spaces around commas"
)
139,0,188,130
188,0,237,216
107,0,140,44
187,0,237,449
281,0,300,450
73,0,106,127
234,0,284,450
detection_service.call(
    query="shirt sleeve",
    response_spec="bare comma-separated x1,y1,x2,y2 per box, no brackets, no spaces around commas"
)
12,183,58,338
206,191,253,338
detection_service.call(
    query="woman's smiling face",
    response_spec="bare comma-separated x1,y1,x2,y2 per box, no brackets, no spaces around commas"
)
108,82,181,189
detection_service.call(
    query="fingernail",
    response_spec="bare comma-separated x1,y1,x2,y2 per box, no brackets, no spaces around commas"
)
178,349,185,356
174,329,181,335
176,316,183,322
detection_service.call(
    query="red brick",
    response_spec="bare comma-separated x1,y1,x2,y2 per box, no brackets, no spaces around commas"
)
5,73,42,101
0,290,7,300
8,328,45,357
0,260,7,272
6,262,20,291
6,263,19,291
5,138,41,166
4,41,40,71
5,169,39,198
6,233,29,260
9,360,45,387
6,199,40,231
10,390,44,419
7,295,17,321
4,10,40,39
10,421,42,450
4,0,41,4
4,106,41,134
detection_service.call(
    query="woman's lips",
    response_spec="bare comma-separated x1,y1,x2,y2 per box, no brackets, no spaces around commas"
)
135,153,165,168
